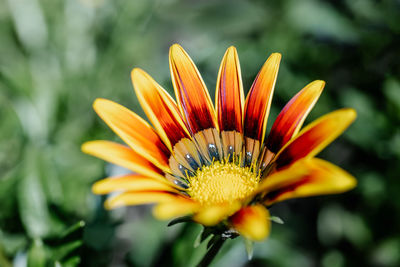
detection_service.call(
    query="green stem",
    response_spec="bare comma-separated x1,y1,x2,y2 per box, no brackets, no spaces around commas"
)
196,237,226,267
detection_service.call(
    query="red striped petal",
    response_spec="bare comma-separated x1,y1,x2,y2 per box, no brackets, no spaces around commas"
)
264,158,357,205
92,174,178,195
105,191,182,209
274,108,357,168
266,80,324,153
216,46,244,133
93,98,170,171
169,44,217,134
243,53,281,142
131,68,191,149
82,141,166,182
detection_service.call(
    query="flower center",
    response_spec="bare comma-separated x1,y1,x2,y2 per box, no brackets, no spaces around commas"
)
187,161,260,205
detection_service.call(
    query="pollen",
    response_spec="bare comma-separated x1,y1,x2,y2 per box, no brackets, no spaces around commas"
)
187,161,260,205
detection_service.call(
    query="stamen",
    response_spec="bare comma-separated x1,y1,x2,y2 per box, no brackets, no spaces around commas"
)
167,130,271,205
187,160,260,205
179,163,194,177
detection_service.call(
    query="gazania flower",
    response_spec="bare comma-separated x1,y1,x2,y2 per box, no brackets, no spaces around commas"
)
82,44,356,242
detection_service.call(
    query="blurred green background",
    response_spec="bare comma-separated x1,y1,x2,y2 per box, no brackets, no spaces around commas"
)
1,0,399,266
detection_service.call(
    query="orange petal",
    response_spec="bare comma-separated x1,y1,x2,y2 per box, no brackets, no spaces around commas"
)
105,191,181,209
82,140,165,182
153,198,200,220
274,108,357,168
92,174,178,195
93,98,170,172
169,44,217,134
215,46,244,133
264,158,357,205
230,205,271,241
193,201,241,226
131,68,191,149
243,53,281,143
266,80,324,153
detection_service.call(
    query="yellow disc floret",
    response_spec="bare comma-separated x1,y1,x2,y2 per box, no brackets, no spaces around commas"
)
187,161,260,205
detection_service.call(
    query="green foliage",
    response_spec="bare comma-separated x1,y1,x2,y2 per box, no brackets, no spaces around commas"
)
0,0,399,266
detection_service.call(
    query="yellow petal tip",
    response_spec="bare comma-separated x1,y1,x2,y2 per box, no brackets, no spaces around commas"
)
348,108,357,119
340,108,358,123
347,176,358,190
104,200,115,210
92,180,106,195
81,141,93,154
227,46,237,53
104,197,124,210
130,67,146,80
170,43,184,55
270,52,282,60
92,98,108,112
312,80,326,88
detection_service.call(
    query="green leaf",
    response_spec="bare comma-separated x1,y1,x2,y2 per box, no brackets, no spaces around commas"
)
58,221,85,241
0,230,28,256
194,227,214,248
0,245,12,267
194,228,204,248
0,169,20,226
167,216,192,227
18,148,52,238
287,0,358,42
206,234,222,250
384,79,400,113
52,240,83,262
27,239,47,267
45,221,84,266
60,256,81,267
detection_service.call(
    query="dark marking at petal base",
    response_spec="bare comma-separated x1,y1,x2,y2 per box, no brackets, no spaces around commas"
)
227,145,235,161
245,151,252,166
173,178,189,189
185,153,200,170
178,163,194,177
208,143,219,161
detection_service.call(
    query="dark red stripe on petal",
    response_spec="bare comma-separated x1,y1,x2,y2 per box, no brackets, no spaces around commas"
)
243,53,281,142
169,44,217,134
266,80,324,153
274,109,357,168
265,177,311,203
216,46,244,132
132,69,191,148
264,158,356,205
93,99,171,170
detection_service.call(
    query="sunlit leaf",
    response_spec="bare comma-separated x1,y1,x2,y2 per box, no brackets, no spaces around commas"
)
18,149,52,238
